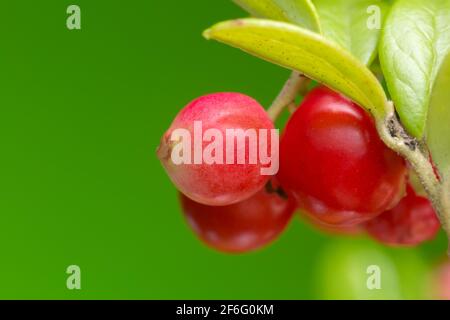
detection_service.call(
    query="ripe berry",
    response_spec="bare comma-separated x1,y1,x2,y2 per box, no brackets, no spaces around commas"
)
179,181,296,253
157,93,277,206
365,184,440,246
278,86,407,226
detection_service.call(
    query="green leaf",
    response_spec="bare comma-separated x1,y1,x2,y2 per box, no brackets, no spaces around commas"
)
427,53,450,178
233,0,321,32
379,0,450,138
204,18,388,119
313,0,390,66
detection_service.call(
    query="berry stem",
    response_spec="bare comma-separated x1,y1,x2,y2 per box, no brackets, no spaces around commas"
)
267,71,308,121
441,178,450,255
376,101,450,254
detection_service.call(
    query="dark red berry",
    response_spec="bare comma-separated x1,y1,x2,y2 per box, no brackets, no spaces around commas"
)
365,185,440,246
278,86,407,226
179,182,296,253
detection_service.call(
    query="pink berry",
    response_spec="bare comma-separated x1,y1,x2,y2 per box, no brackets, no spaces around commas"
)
157,93,277,206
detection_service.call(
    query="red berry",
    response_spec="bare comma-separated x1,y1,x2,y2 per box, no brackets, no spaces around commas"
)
278,86,407,226
365,184,440,246
179,181,296,253
158,93,277,206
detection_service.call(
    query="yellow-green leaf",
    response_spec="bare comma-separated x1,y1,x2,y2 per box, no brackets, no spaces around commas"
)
233,0,321,32
204,18,388,119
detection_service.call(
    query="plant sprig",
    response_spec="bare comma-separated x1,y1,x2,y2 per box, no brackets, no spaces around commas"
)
204,0,450,253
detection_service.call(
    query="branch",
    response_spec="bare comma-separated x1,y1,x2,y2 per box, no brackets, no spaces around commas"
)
376,102,450,254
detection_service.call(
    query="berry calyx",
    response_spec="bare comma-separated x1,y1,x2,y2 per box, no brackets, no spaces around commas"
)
278,86,407,226
158,93,277,206
365,184,440,246
179,181,296,253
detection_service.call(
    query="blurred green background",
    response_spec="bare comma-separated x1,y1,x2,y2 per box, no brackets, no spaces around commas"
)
0,0,446,299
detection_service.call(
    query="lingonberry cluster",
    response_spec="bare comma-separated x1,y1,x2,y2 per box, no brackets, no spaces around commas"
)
158,86,441,253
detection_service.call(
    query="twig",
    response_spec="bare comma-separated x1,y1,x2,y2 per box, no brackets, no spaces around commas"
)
267,71,308,121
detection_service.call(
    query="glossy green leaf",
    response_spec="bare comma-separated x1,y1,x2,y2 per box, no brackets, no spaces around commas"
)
313,0,390,66
233,0,321,32
380,0,450,138
204,18,388,118
427,53,450,179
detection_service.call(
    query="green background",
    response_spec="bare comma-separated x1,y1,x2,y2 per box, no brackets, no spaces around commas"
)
0,0,446,299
